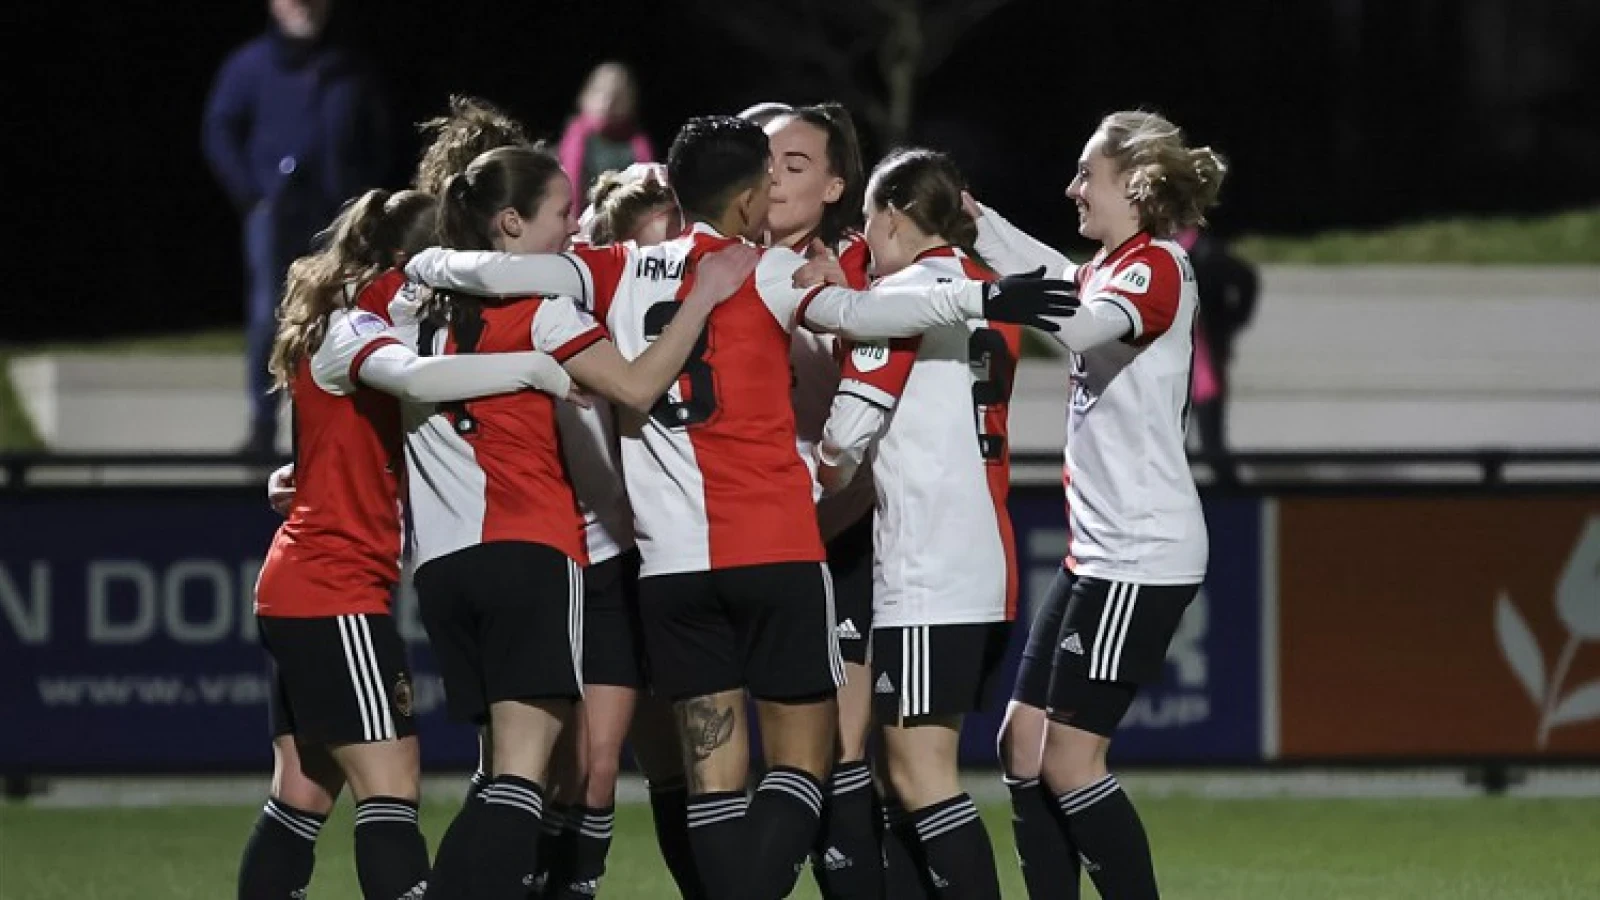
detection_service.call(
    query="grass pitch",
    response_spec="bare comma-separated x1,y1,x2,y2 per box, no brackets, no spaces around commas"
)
2,795,1597,899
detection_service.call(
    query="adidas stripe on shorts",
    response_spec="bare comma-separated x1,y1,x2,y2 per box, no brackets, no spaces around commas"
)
871,622,1011,723
261,612,418,746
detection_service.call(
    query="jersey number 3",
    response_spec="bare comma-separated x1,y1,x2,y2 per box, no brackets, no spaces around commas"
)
644,300,718,428
969,327,1016,462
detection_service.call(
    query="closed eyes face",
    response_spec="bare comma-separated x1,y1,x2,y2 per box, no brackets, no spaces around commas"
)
764,117,843,240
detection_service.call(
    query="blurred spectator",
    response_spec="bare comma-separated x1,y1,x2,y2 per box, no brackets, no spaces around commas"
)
559,62,656,198
1176,226,1259,465
202,0,390,455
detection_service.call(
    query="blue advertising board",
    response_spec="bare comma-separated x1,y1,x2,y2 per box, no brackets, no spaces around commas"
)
0,490,479,772
2,486,1264,772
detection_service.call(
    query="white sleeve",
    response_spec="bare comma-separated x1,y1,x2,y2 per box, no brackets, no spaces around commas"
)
975,202,1074,279
356,343,573,403
754,244,986,339
310,308,400,396
405,248,592,301
799,281,985,340
529,297,608,361
819,393,889,470
1046,299,1135,352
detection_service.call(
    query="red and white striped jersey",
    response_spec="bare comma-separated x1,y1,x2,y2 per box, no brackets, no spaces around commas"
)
404,295,604,569
789,233,877,541
569,223,826,576
1068,232,1207,584
828,248,1008,628
256,271,406,617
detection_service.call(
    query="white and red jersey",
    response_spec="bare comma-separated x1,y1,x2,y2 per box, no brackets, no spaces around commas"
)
1067,232,1207,584
256,271,406,617
404,295,604,569
830,248,1008,628
789,233,877,541
557,397,634,565
969,316,1023,618
567,223,827,576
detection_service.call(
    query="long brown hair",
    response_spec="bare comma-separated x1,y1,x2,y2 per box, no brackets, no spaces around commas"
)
412,95,531,196
431,146,566,352
268,189,438,390
1097,110,1227,237
867,147,987,268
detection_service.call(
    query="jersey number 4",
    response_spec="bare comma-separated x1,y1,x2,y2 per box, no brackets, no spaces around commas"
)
644,300,718,428
969,327,1016,462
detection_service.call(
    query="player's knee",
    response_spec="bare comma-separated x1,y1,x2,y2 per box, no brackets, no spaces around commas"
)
998,703,1046,778
585,751,622,798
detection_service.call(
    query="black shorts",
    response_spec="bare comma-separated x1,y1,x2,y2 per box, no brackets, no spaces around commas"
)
261,613,418,746
583,549,647,689
413,542,584,723
872,622,1011,723
1043,575,1200,737
826,514,875,666
1013,566,1074,709
639,561,843,702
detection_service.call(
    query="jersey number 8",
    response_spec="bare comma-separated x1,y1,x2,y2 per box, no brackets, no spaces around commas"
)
644,300,718,429
969,327,1016,462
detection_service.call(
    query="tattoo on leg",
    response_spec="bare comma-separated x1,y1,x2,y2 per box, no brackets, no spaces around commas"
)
676,697,735,792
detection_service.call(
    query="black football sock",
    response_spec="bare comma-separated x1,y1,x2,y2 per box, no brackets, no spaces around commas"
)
352,796,429,900
746,766,826,900
1006,774,1080,898
1057,775,1159,900
472,775,547,900
880,796,932,900
650,777,707,899
686,790,749,900
811,760,883,900
909,793,1000,900
237,797,325,900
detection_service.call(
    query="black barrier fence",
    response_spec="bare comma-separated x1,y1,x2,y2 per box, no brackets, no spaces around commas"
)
3,451,1598,789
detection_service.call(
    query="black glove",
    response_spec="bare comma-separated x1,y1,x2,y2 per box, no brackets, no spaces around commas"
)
982,266,1079,332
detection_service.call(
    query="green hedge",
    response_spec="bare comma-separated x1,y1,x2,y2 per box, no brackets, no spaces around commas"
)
1233,208,1600,265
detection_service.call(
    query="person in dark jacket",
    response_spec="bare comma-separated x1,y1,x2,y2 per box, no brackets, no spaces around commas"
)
203,0,389,454
1175,226,1258,469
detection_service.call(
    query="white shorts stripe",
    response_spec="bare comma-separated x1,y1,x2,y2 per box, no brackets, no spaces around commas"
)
1106,584,1140,680
568,559,584,695
822,563,844,688
921,626,931,716
900,627,912,720
336,616,378,741
354,616,396,740
1089,583,1121,680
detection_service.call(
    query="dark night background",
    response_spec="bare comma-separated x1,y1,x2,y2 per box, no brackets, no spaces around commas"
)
8,0,1599,343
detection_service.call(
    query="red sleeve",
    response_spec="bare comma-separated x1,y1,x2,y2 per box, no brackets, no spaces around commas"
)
1101,247,1182,344
838,337,920,408
837,235,873,290
567,243,631,322
356,270,406,324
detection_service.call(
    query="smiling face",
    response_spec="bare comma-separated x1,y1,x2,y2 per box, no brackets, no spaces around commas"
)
495,172,579,254
764,116,844,244
1065,129,1142,247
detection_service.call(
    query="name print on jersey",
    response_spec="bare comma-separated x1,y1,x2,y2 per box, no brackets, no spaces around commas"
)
636,257,687,282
